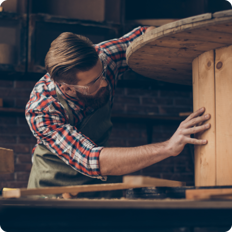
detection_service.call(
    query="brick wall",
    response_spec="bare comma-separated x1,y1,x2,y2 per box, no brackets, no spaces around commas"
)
0,79,194,189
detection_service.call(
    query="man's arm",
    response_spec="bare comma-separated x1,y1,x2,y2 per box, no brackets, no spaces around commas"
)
100,107,210,176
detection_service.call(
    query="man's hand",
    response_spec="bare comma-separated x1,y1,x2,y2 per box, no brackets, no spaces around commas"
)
166,107,211,157
145,26,156,33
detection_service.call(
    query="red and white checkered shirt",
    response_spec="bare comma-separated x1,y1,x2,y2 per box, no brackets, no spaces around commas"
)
25,26,147,179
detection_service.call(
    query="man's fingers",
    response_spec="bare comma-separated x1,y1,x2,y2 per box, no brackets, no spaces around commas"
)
184,113,210,128
62,193,72,199
185,137,208,145
184,107,205,122
62,192,79,199
184,123,211,135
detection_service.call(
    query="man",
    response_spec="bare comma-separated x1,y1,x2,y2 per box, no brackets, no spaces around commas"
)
26,26,210,199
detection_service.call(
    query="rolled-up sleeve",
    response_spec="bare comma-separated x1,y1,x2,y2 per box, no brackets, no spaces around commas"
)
95,26,148,79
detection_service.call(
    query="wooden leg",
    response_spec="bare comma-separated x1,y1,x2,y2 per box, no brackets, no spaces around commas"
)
192,50,216,187
215,45,232,186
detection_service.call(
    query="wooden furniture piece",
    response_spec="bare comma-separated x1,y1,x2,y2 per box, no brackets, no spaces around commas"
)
186,188,232,200
2,176,185,198
126,9,232,187
0,147,14,174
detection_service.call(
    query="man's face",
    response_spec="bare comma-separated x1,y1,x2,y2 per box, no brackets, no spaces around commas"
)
60,59,110,109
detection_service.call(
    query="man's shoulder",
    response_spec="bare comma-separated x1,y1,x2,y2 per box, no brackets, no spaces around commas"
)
26,73,58,113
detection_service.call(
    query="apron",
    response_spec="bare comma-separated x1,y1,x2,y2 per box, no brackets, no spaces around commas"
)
27,89,122,198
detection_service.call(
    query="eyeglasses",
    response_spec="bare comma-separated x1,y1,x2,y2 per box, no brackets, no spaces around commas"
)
60,63,107,95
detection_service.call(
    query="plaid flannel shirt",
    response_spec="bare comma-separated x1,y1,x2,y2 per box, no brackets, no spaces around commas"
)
26,26,147,179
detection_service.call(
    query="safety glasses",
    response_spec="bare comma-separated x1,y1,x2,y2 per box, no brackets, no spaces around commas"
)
60,62,107,95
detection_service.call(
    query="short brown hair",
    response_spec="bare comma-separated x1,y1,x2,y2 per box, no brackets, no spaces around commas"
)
45,32,99,84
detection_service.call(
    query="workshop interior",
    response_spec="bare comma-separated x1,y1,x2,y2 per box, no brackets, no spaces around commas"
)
0,0,232,231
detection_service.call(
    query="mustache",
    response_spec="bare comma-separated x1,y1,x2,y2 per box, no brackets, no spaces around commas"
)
75,85,110,109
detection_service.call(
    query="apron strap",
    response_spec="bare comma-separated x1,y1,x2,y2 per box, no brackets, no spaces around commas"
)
56,87,74,126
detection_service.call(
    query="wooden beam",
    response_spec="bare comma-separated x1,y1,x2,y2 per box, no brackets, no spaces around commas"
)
3,176,186,198
0,147,14,174
193,50,216,187
186,188,232,200
123,175,185,187
215,45,232,186
2,183,151,199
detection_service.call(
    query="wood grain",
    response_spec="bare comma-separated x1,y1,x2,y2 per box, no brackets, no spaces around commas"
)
126,11,232,85
3,176,186,198
192,56,200,186
127,19,178,27
186,188,232,200
123,176,185,187
194,50,216,187
0,147,14,174
215,45,232,186
213,9,232,18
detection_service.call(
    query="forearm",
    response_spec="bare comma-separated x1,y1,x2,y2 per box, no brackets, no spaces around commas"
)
99,141,170,176
100,108,212,176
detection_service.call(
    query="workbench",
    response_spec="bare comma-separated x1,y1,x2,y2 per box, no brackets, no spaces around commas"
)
0,197,232,231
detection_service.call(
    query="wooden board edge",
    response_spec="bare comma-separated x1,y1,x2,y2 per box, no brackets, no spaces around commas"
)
123,175,186,187
186,188,232,200
126,15,232,67
213,9,232,18
2,189,21,198
2,183,148,199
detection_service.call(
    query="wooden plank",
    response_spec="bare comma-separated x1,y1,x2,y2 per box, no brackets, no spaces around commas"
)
179,112,192,117
193,50,216,187
204,22,232,34
123,176,185,187
160,13,212,31
3,176,186,198
148,36,226,53
127,19,177,27
192,56,200,186
213,9,232,18
130,51,194,65
2,183,150,199
135,45,201,61
0,147,14,174
173,29,232,46
186,188,232,200
210,193,232,200
215,45,232,186
131,62,192,74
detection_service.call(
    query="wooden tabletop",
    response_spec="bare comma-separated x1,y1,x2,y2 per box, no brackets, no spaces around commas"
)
126,9,232,85
1,197,232,209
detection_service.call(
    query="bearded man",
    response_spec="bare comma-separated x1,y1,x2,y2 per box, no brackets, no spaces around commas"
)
26,26,210,199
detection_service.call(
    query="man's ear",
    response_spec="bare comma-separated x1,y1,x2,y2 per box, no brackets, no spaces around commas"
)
60,84,70,92
59,84,76,97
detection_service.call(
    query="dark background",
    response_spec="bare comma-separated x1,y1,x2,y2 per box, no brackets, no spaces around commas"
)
0,0,230,190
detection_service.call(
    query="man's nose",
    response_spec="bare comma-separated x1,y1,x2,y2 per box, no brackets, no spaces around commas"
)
100,78,108,88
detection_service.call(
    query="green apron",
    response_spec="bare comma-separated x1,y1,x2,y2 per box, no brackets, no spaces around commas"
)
27,89,122,198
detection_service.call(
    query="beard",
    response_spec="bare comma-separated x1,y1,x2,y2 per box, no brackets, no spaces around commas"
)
75,85,110,109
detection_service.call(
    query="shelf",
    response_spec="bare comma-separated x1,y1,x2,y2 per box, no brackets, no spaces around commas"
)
0,107,25,113
0,12,19,20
